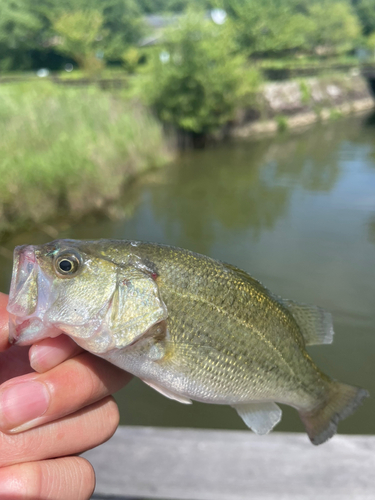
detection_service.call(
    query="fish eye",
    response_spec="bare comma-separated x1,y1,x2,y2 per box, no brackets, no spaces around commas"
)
59,259,73,272
55,253,81,277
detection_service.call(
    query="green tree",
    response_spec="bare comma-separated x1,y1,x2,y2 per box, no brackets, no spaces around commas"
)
222,0,361,56
222,0,311,56
36,0,145,64
98,0,145,60
305,1,361,54
352,0,375,36
52,10,105,73
0,0,41,70
142,10,260,135
0,0,146,71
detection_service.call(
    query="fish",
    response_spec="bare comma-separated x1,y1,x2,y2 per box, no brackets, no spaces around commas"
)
7,239,369,445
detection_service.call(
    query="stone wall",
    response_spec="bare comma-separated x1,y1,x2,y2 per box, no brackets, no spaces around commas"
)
232,74,374,138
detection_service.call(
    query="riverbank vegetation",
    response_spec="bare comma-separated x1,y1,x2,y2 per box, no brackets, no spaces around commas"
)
1,0,375,135
0,82,171,237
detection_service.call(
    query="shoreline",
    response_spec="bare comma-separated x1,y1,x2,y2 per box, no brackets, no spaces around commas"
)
232,97,374,138
229,74,375,138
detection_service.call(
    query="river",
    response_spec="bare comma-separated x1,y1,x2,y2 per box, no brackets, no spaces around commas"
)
1,113,374,436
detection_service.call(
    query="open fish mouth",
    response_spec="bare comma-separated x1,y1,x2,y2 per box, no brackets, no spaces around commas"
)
7,245,59,344
9,316,47,344
8,245,39,316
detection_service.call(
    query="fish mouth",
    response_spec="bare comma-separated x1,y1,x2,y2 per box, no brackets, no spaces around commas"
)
8,245,38,315
9,316,44,344
7,245,57,345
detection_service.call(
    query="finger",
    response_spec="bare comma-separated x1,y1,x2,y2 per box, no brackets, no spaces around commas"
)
0,456,95,500
0,352,131,433
29,335,84,373
0,345,32,385
0,395,119,467
0,293,10,352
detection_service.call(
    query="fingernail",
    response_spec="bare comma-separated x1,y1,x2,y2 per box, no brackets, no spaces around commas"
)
0,380,50,431
29,344,55,372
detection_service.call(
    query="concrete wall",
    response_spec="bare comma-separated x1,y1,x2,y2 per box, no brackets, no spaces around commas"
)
232,74,374,138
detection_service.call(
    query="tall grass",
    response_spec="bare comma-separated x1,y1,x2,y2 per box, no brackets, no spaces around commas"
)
0,81,171,235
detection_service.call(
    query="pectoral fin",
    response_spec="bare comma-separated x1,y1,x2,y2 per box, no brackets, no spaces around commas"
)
281,299,334,346
233,402,282,434
106,267,168,348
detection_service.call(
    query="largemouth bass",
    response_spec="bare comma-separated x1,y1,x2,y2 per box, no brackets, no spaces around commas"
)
7,239,368,445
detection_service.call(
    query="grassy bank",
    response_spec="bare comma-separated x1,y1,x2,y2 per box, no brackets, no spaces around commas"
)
0,81,171,237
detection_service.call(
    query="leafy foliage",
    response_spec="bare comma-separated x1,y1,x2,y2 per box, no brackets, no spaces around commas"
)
141,10,260,134
0,0,145,71
44,0,146,62
0,0,41,70
224,0,310,55
52,10,105,73
365,31,375,53
305,1,361,54
0,0,372,72
352,0,375,35
98,0,146,59
223,0,361,56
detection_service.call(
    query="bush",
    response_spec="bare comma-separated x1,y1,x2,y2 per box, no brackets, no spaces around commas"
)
0,82,171,235
140,10,261,135
276,114,288,132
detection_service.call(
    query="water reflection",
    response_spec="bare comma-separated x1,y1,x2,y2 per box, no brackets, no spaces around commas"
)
369,214,375,244
266,127,342,192
150,143,290,252
351,111,375,169
149,122,349,253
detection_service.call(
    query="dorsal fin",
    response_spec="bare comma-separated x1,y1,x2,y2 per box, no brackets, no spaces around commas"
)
281,299,334,346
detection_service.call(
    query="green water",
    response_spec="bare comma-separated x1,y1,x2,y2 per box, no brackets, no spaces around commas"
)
1,114,374,436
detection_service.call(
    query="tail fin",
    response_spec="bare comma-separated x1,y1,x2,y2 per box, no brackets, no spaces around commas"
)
299,382,369,445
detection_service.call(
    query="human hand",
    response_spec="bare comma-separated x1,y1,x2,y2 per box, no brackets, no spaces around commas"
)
0,292,132,499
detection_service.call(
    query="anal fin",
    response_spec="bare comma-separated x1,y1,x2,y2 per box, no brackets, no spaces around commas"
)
142,379,192,405
233,402,282,434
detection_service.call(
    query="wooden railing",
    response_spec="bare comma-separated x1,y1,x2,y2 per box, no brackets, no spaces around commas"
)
83,426,375,500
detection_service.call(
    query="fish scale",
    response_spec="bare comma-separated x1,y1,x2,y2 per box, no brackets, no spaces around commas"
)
7,239,369,445
155,262,315,400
